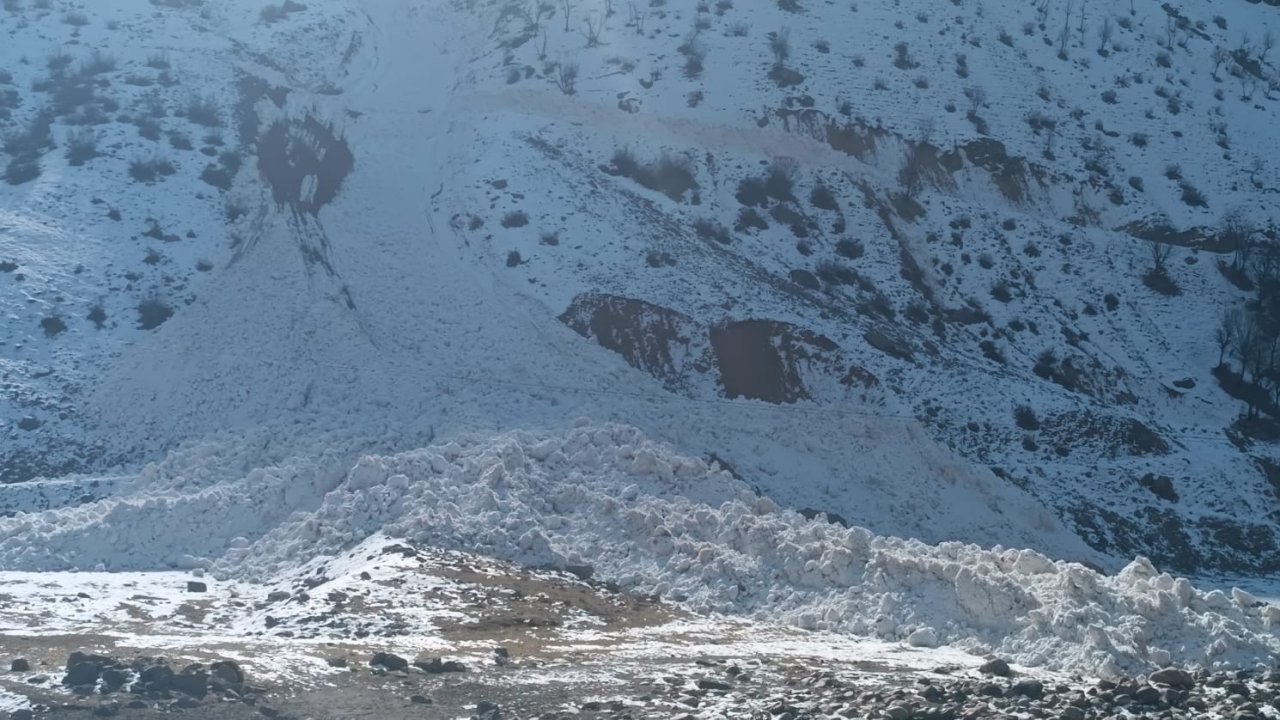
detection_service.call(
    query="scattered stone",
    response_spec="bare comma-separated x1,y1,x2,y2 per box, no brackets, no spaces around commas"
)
170,668,209,698
1060,707,1086,720
125,700,147,710
64,661,102,687
186,581,208,593
1149,668,1195,689
473,700,502,720
979,658,1011,677
101,666,129,693
697,678,732,691
258,707,280,718
93,700,120,717
9,659,30,672
1012,679,1045,700
11,710,34,720
326,657,348,668
370,652,409,672
1134,685,1161,705
137,663,175,693
210,660,245,685
410,694,432,704
266,591,291,602
415,656,467,673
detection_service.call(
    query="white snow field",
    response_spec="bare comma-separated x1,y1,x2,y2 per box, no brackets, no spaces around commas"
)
1,0,1280,686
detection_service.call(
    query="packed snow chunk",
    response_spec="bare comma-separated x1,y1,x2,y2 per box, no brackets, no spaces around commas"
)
907,627,940,648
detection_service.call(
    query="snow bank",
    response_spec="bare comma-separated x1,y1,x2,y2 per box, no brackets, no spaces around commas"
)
1,423,1276,676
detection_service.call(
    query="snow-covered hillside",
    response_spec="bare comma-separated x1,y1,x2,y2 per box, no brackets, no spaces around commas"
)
1,0,1279,676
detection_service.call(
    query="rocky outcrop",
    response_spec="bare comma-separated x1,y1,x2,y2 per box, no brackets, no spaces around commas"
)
561,294,857,404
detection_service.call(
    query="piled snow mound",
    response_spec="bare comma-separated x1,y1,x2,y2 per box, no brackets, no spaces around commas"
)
2,423,1277,676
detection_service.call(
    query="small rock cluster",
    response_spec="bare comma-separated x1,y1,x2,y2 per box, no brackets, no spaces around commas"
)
49,651,278,717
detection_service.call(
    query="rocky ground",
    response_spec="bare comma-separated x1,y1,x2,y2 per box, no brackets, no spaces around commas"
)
5,645,1280,720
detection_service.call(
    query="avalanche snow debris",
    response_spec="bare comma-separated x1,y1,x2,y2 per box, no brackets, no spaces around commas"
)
1,424,1276,677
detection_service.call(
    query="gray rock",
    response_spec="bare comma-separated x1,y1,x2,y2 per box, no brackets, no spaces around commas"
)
980,658,1011,677
210,660,244,685
979,683,1004,697
885,705,912,720
1134,685,1161,705
169,669,209,698
369,652,408,672
1060,708,1086,720
10,710,33,720
9,659,29,672
1149,668,1195,689
101,666,128,693
1012,679,1045,700
93,700,120,717
64,661,101,687
186,581,207,593
414,656,466,673
410,695,432,704
473,700,502,720
697,678,732,691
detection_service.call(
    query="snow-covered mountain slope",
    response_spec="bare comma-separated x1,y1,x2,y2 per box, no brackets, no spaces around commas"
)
0,0,1278,587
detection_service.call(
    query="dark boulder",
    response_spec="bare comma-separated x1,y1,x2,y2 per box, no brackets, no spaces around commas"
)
370,652,408,672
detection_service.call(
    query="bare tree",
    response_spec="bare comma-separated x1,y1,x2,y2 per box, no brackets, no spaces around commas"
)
1236,315,1261,382
537,28,548,60
1263,30,1276,63
964,85,987,115
1077,0,1088,45
1223,208,1255,271
1212,45,1229,81
603,0,614,18
900,162,924,200
1240,73,1258,101
1059,0,1074,59
1150,239,1174,274
1097,16,1113,54
553,61,578,94
627,1,647,35
560,0,576,31
1217,308,1245,367
769,28,791,67
1175,16,1191,50
581,11,604,46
